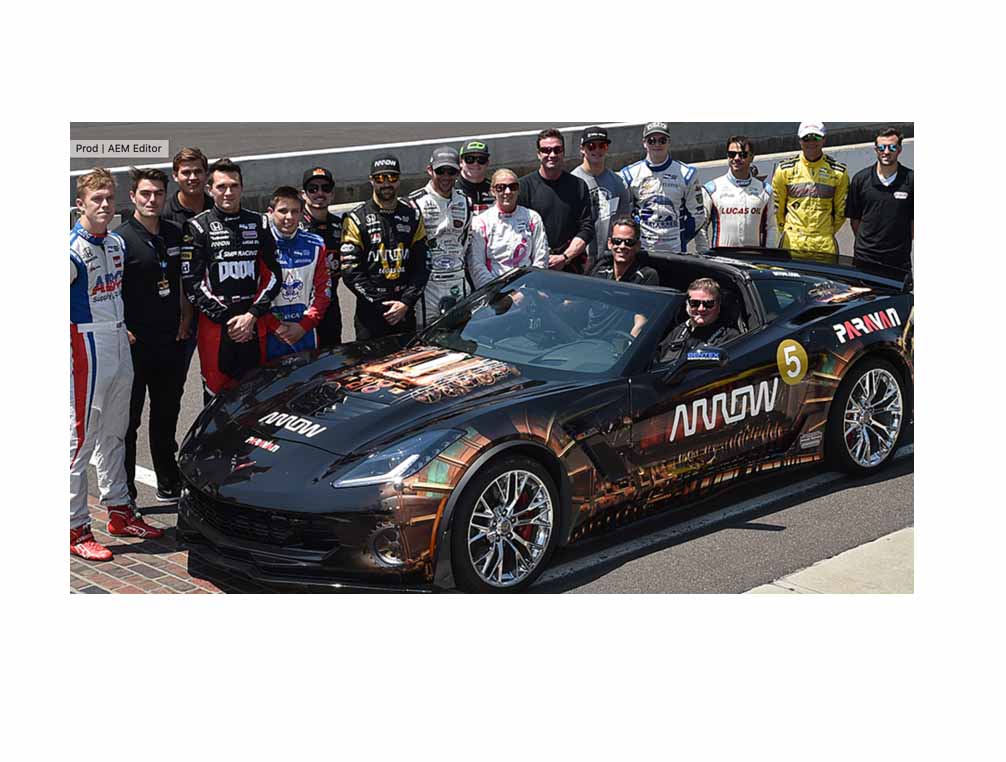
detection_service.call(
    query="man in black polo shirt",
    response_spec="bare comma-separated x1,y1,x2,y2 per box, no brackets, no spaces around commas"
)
518,128,594,274
846,127,914,273
585,216,658,340
115,167,192,504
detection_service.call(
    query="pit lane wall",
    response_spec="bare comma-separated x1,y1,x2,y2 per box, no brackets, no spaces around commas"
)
68,122,913,214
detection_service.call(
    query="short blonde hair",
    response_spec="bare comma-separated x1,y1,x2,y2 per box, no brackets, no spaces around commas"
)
490,168,518,186
76,168,116,200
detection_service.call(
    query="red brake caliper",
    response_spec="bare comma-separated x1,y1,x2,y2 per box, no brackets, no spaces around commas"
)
515,487,534,542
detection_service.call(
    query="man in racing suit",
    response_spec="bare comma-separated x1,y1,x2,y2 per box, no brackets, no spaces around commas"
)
182,159,283,400
699,135,777,249
408,146,472,327
340,154,430,340
620,122,705,257
262,187,331,360
71,169,163,561
771,122,849,262
300,166,343,347
467,169,549,289
456,139,494,216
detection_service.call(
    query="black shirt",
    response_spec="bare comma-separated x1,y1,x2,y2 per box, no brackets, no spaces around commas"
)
457,176,494,216
114,215,184,341
162,191,214,228
845,163,914,270
518,171,594,258
300,209,342,282
583,254,658,338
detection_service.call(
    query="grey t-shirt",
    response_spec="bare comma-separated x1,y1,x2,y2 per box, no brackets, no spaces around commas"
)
571,166,631,265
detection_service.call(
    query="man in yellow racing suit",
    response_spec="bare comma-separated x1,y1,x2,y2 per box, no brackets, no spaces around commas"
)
772,122,849,262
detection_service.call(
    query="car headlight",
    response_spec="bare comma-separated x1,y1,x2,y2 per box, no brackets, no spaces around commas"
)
331,429,465,488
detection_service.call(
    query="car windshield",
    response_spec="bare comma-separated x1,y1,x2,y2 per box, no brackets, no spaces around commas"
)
419,269,674,376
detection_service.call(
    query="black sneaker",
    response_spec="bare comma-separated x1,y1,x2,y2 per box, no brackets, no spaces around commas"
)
155,485,181,503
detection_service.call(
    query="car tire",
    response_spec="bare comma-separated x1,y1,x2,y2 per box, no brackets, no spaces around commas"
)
827,357,906,475
450,455,560,593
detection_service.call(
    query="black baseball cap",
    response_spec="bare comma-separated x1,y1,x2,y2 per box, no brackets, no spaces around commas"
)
580,126,610,145
643,121,671,138
459,139,490,157
302,167,334,188
370,154,401,176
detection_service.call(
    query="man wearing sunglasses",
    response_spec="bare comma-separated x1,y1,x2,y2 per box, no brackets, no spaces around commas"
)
340,154,429,340
658,278,740,363
300,167,343,347
467,169,549,289
585,216,658,341
771,121,849,263
407,146,473,327
571,126,631,271
845,127,914,273
620,121,705,258
457,140,494,216
518,128,594,274
698,136,777,250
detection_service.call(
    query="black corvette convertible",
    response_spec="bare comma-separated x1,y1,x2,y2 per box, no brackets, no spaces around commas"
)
176,251,913,592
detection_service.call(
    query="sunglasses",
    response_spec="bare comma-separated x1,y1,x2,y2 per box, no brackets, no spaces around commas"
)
305,184,333,193
538,146,564,155
372,174,400,184
463,155,489,165
584,141,609,151
688,298,717,309
610,237,637,247
875,144,901,153
493,182,519,193
434,167,459,176
727,150,750,159
646,136,668,145
800,134,824,142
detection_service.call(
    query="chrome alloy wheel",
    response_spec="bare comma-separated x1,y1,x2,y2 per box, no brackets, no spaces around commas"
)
466,469,554,588
843,367,903,468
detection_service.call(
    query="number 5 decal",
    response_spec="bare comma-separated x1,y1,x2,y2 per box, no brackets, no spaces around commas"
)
776,339,808,386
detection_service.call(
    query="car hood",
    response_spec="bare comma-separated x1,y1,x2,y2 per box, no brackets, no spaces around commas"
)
211,343,559,456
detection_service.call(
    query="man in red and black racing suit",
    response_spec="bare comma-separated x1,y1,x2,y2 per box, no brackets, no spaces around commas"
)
182,159,282,400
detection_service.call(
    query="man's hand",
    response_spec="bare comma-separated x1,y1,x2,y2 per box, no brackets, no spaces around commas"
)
127,330,136,346
275,322,306,346
382,301,408,325
227,313,257,342
547,254,567,270
177,314,193,341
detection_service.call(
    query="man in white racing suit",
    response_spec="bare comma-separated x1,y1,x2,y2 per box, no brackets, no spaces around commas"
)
408,146,473,327
619,121,705,257
698,135,777,249
467,168,549,289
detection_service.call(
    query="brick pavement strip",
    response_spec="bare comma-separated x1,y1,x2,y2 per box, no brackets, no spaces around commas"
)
130,562,168,580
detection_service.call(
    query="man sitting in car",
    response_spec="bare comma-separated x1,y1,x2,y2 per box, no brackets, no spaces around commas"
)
585,215,659,341
658,277,740,362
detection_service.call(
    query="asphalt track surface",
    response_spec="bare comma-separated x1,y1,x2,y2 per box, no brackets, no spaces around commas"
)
85,122,913,593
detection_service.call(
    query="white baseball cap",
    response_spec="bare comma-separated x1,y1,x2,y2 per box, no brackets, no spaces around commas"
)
797,121,827,139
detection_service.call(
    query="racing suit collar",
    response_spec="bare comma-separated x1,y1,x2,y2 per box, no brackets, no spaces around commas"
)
645,155,674,172
726,170,752,187
424,179,452,200
268,219,297,241
72,220,107,244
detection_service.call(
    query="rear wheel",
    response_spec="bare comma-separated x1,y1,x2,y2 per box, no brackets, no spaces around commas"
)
827,358,905,474
450,456,559,593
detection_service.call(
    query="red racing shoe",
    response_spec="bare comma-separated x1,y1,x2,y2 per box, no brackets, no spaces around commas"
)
70,525,113,561
107,506,165,539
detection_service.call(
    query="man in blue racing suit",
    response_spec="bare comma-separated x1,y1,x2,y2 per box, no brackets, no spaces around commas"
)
619,121,705,258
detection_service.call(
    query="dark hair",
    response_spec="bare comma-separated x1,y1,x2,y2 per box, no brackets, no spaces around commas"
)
208,158,243,185
269,185,303,209
129,166,169,193
536,128,565,152
876,127,903,145
726,135,754,154
172,146,209,173
608,214,641,240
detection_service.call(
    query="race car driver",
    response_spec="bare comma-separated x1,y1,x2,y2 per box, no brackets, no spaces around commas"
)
699,135,777,249
300,166,343,347
182,158,283,401
263,186,332,360
620,122,705,257
71,169,163,561
407,146,472,327
772,122,849,262
340,154,430,340
456,139,494,215
467,168,549,289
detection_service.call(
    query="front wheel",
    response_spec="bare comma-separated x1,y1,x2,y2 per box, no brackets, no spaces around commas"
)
827,358,905,475
450,456,559,593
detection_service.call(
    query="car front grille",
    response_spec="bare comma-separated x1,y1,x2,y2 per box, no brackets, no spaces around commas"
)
183,486,342,551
